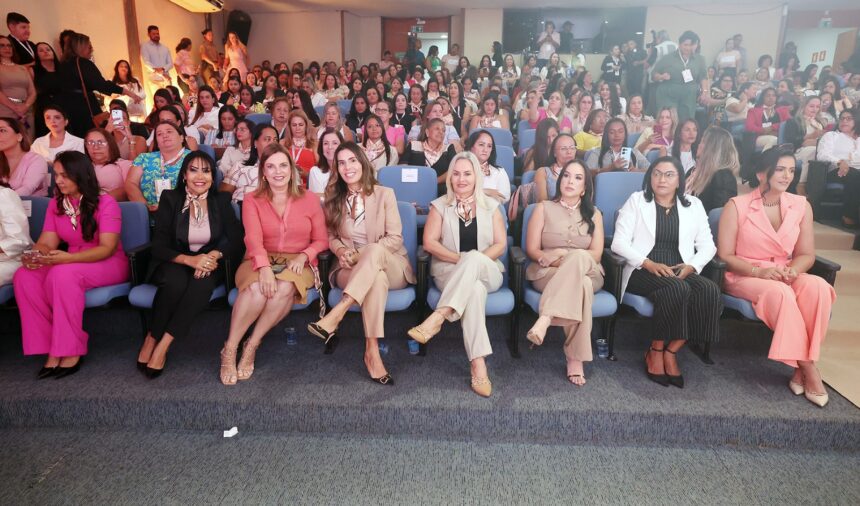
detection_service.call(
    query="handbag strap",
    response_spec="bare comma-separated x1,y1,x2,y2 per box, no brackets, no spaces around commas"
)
75,57,98,127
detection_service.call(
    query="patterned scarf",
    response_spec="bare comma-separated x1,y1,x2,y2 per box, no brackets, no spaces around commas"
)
422,141,445,167
182,188,208,226
479,161,492,177
347,189,365,221
62,196,81,230
479,115,497,127
455,194,475,226
363,139,385,161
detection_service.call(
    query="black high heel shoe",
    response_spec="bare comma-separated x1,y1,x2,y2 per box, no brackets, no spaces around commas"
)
137,361,148,373
307,322,336,344
664,348,684,388
38,366,58,379
645,347,669,387
54,358,84,379
370,373,394,386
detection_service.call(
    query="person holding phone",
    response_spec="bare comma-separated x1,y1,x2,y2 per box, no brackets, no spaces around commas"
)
611,157,721,388
586,118,649,174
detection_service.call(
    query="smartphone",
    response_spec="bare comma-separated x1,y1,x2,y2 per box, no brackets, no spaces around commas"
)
111,109,124,127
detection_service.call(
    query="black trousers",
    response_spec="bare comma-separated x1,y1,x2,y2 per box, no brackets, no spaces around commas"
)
149,262,223,341
827,167,860,220
627,270,722,344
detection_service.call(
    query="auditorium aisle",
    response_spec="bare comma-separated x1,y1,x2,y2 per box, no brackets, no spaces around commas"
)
815,223,860,408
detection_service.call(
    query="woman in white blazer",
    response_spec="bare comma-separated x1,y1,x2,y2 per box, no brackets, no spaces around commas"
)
611,156,720,389
0,184,34,285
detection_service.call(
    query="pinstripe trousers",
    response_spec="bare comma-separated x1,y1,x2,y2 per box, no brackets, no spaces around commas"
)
626,270,722,344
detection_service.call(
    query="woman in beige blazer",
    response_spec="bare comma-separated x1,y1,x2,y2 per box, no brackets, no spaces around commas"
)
309,142,415,385
408,151,507,397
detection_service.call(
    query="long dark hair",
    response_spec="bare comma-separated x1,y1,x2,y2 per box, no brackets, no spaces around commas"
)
600,81,623,116
216,105,238,140
174,150,217,198
293,89,320,126
53,151,101,242
552,159,596,235
466,129,497,166
190,85,217,126
671,118,700,160
244,124,279,167
323,142,378,233
642,156,691,207
111,59,140,85
34,42,59,74
361,114,393,166
599,118,629,163
531,118,559,169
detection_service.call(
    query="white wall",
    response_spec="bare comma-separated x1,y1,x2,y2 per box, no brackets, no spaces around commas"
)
343,11,360,63
462,8,503,64
645,3,784,72
246,11,343,65
358,16,382,65
786,28,856,68
450,11,465,51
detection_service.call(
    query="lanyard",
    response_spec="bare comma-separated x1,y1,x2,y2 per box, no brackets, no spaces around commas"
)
678,52,690,69
10,36,33,59
290,145,305,161
160,150,184,179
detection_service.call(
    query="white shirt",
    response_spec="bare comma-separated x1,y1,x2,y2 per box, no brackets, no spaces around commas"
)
31,133,85,164
680,151,695,173
310,92,327,108
141,40,173,73
482,165,511,203
0,187,33,285
188,104,221,131
724,97,752,123
217,144,251,175
594,96,628,114
817,131,860,170
537,32,560,60
308,166,331,194
441,54,460,73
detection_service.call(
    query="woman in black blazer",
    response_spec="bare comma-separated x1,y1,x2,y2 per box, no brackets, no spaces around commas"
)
136,151,244,378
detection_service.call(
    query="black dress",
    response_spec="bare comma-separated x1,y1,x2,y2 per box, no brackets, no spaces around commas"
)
692,168,738,213
625,202,721,344
34,65,62,137
56,57,123,137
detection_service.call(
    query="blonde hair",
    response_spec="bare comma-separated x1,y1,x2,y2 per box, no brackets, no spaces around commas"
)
686,126,739,196
443,151,492,210
255,143,304,199
284,109,317,151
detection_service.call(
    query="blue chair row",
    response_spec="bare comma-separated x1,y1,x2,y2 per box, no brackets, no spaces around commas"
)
476,127,513,148
377,166,437,227
246,113,272,126
518,129,536,156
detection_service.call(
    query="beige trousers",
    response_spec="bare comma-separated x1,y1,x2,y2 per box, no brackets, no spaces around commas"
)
336,243,409,338
433,250,504,361
531,250,604,361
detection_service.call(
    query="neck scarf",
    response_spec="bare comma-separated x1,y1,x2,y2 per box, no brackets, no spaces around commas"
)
63,196,81,230
182,188,208,226
364,139,385,161
480,161,492,177
455,193,475,226
422,141,445,167
347,189,365,221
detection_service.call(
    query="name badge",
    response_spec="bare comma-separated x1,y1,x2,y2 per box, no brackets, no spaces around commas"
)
22,199,32,217
681,69,694,83
402,168,418,183
154,178,172,201
762,122,772,129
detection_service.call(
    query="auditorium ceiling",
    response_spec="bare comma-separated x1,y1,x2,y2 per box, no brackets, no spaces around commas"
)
227,0,860,17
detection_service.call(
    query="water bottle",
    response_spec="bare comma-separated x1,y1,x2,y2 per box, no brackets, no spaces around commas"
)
378,341,389,356
596,338,609,359
285,326,297,346
407,339,420,355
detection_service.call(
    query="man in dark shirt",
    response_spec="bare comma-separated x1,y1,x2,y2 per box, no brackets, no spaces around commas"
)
6,12,36,67
559,21,574,54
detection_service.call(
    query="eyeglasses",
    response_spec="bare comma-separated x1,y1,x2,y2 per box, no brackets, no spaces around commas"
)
652,170,678,180
86,140,108,147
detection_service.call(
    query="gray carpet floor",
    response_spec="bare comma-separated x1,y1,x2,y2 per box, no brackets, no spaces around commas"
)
1,307,858,451
1,428,858,505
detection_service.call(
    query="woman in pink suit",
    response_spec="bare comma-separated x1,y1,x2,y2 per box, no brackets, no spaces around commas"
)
718,147,836,407
13,151,129,379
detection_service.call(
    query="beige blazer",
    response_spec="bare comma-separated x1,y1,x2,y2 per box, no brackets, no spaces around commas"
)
328,185,416,284
430,195,505,280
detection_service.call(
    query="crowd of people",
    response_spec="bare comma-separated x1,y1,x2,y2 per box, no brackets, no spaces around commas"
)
0,10,850,405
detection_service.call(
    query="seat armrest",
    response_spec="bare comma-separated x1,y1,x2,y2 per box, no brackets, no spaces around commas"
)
510,246,527,306
811,255,841,287
416,246,430,310
702,256,727,290
126,243,151,286
317,250,332,294
602,249,625,303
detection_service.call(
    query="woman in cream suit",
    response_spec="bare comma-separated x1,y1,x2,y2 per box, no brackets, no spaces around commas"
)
309,142,415,385
611,156,720,389
408,151,508,397
0,184,33,284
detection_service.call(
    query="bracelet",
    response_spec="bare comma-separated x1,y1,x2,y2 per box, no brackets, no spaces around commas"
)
751,266,759,277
